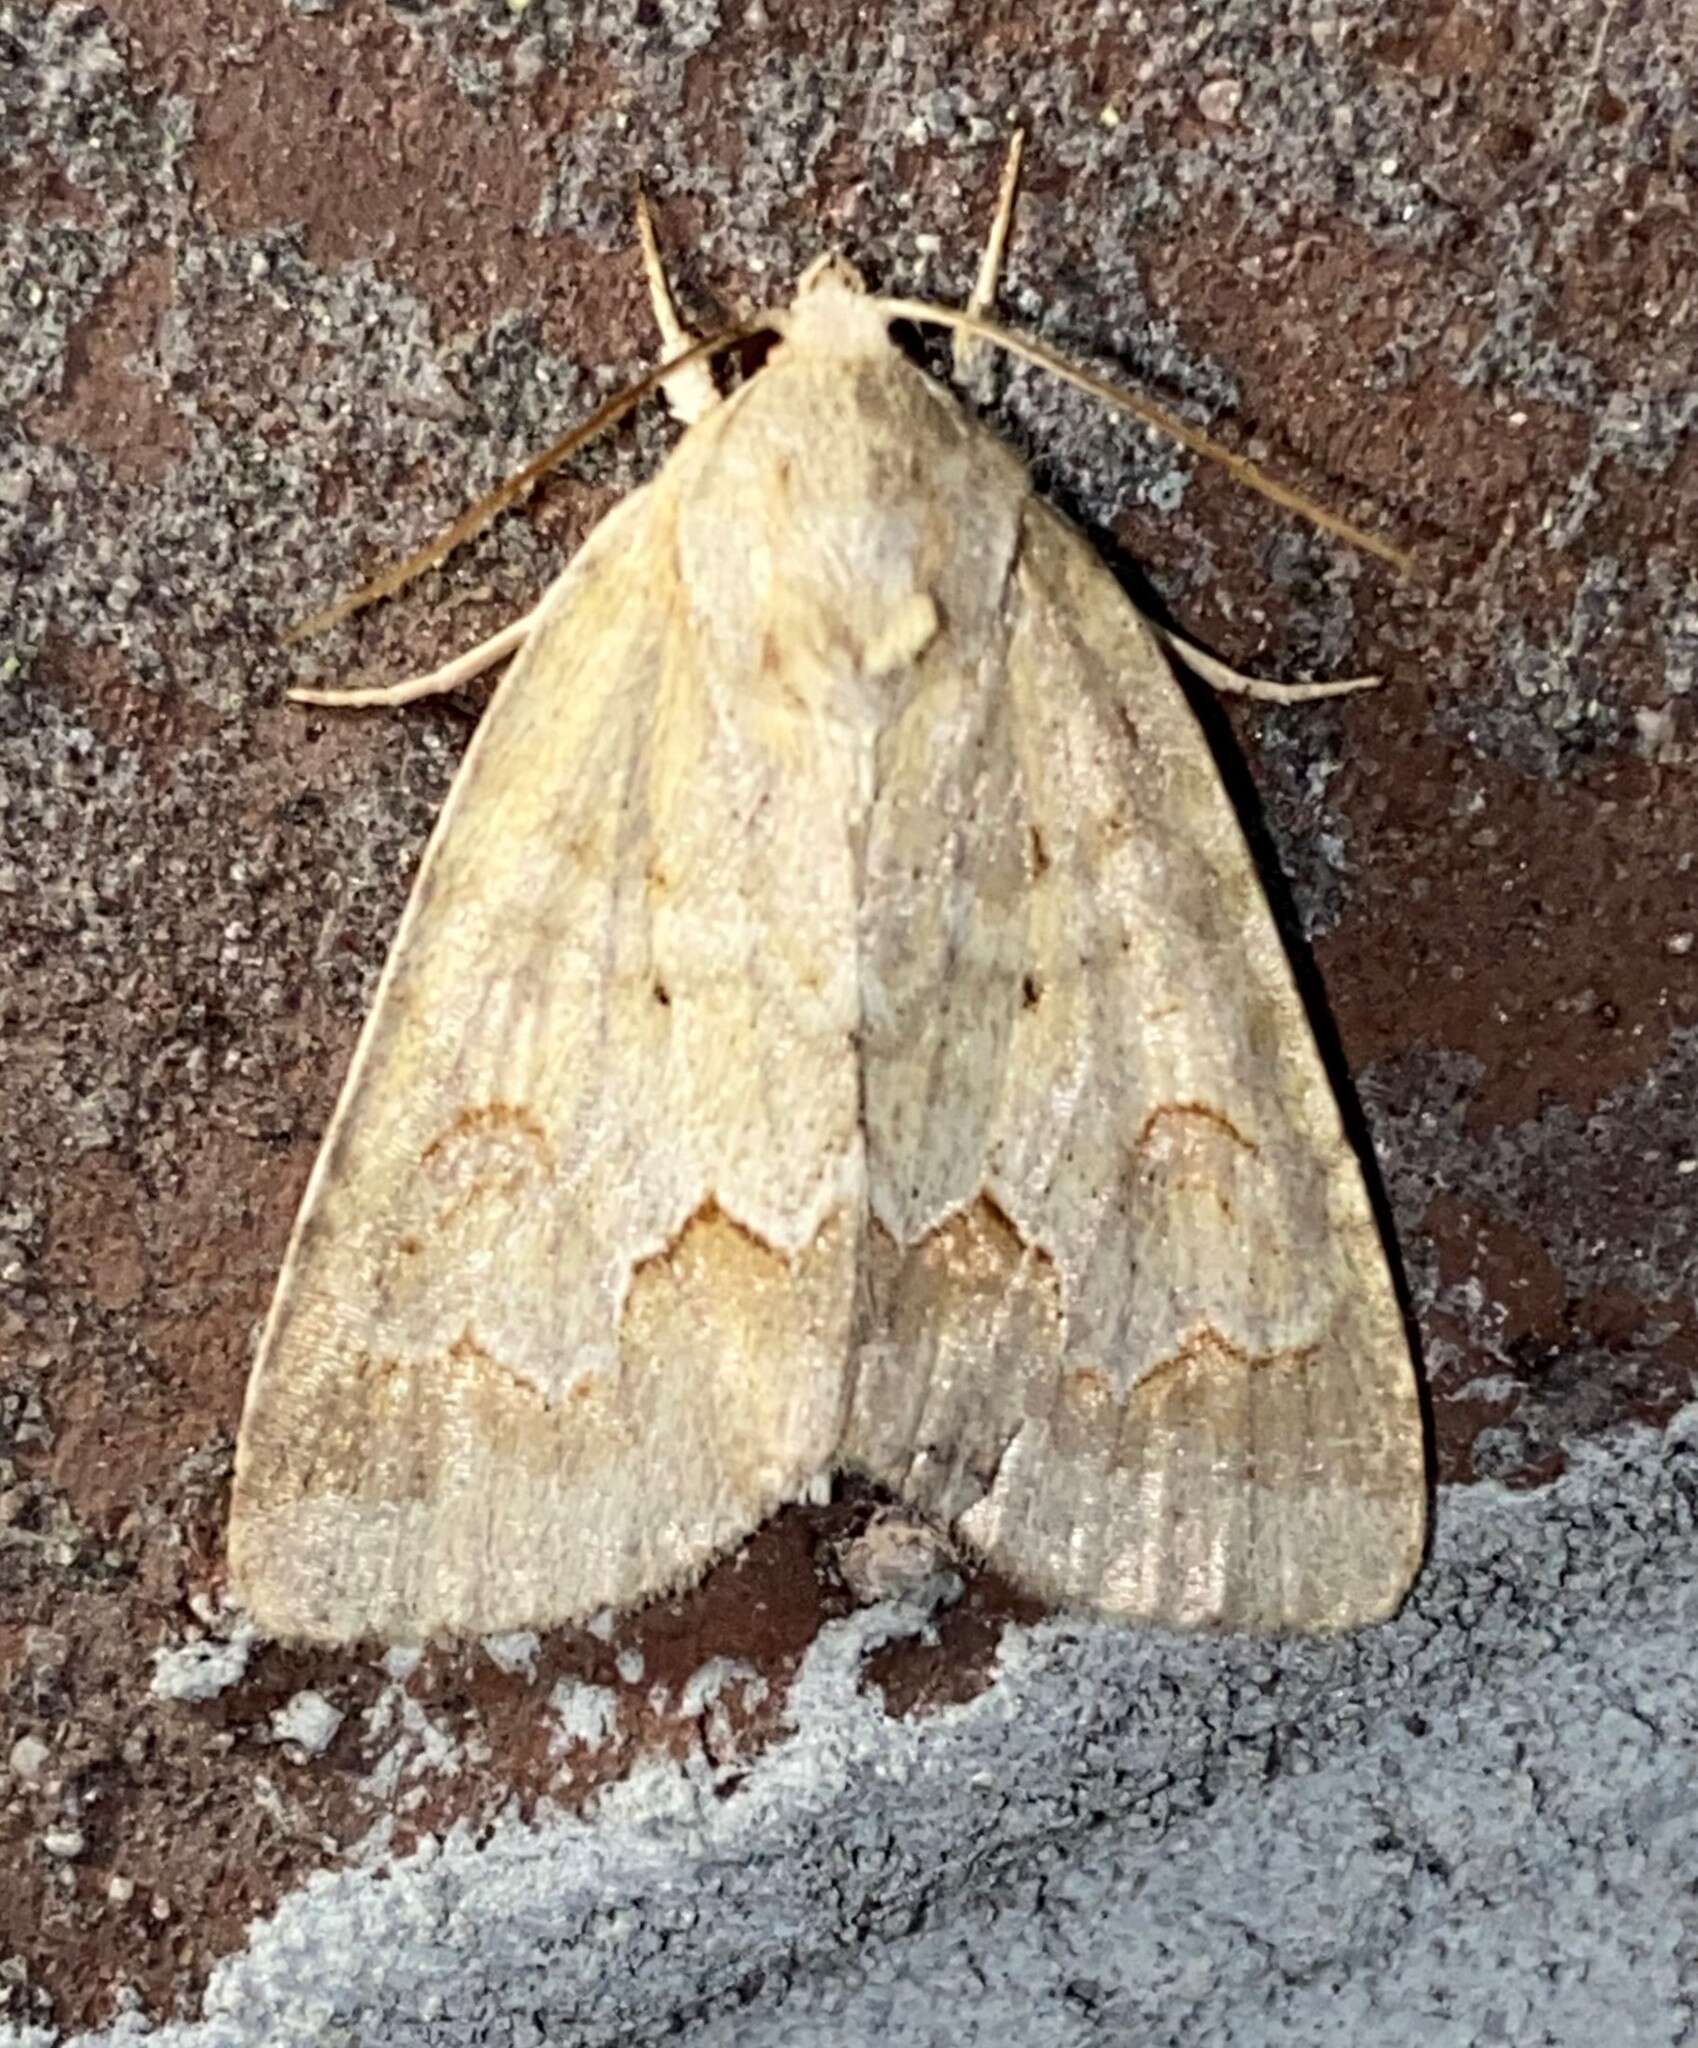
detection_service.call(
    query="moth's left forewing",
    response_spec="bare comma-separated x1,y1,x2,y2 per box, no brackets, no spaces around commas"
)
233,450,863,1643
846,474,1425,1633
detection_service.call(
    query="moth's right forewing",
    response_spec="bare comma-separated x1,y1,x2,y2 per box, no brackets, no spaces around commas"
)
231,479,859,1644
847,488,1426,1633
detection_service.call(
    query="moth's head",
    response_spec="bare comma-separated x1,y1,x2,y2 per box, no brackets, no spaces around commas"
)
796,250,868,297
775,251,894,360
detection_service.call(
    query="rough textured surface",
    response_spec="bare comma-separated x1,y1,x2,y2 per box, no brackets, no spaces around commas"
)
8,1426,1698,2044
3,0,1695,2037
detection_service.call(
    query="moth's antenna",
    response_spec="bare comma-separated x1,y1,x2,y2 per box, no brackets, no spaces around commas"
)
881,297,1412,573
289,199,1405,648
283,323,760,645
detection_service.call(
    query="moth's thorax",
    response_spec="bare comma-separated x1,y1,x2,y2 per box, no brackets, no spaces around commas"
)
663,339,1029,748
774,276,894,360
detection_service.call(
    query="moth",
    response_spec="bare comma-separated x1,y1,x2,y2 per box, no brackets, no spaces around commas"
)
229,145,1426,1644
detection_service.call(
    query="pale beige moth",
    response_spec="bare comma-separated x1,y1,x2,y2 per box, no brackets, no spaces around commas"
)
229,149,1426,1644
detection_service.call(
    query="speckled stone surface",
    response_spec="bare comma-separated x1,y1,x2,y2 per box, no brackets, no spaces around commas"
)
10,1425,1698,2044
3,0,1695,2037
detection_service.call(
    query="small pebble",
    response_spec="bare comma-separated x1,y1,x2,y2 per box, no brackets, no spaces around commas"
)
8,1735,49,1782
271,1690,344,1757
1198,78,1244,124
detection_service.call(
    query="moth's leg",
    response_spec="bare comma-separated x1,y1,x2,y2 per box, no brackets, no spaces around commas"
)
1152,621,1381,703
288,607,537,709
954,128,1026,383
635,191,721,426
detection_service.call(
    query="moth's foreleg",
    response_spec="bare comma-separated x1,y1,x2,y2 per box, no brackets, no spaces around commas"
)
953,128,1026,385
634,191,722,426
